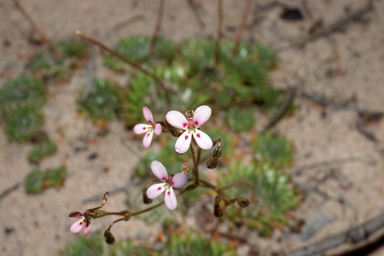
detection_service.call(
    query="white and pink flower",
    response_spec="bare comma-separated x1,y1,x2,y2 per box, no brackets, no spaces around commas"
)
69,211,91,235
133,107,162,148
166,105,213,154
146,161,188,210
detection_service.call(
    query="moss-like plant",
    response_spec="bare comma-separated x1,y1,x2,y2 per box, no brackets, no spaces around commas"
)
224,105,255,132
28,139,57,163
252,133,294,169
0,77,46,117
218,162,298,236
44,165,67,189
165,229,237,256
31,40,86,80
5,107,44,142
104,36,175,72
77,79,122,122
25,169,45,194
62,234,104,256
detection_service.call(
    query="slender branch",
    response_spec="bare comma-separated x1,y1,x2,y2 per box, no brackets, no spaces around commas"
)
186,0,205,31
231,0,252,56
11,0,56,54
214,0,223,66
75,30,171,107
149,0,165,53
0,182,20,202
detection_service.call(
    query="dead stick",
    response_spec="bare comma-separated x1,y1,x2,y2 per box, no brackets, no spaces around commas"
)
231,0,252,56
0,182,20,201
149,0,165,54
76,30,171,107
186,0,205,30
11,0,56,54
214,0,223,66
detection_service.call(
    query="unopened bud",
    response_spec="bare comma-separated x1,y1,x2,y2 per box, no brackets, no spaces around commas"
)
236,197,250,208
214,196,223,217
165,119,183,137
181,163,191,173
104,229,115,245
185,110,194,119
206,147,222,169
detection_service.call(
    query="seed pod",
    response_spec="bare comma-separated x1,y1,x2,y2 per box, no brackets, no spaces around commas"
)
104,229,115,245
236,197,250,208
206,147,222,169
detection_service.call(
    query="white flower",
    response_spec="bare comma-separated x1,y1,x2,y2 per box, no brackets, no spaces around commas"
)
133,107,162,148
146,161,188,210
166,105,213,154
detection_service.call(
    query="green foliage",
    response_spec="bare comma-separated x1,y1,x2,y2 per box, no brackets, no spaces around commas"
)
252,133,294,168
77,79,122,122
224,105,255,132
164,229,237,256
62,234,104,256
218,162,298,236
31,40,86,80
0,77,46,117
24,165,67,194
5,107,44,142
116,240,151,256
104,36,174,72
25,169,45,194
28,139,57,163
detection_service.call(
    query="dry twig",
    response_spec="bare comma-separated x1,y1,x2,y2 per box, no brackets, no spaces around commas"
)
149,0,165,54
231,0,253,56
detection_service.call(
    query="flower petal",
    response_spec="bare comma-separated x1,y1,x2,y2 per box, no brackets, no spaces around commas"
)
146,183,166,199
69,211,84,218
84,221,91,235
175,131,192,154
193,130,213,150
172,173,188,189
143,107,154,124
70,219,85,233
142,131,154,148
164,187,177,210
134,124,149,134
154,123,162,136
193,105,211,128
151,160,168,181
166,111,188,130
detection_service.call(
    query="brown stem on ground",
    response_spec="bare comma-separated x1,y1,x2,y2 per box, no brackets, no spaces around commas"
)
149,0,165,54
11,0,56,54
231,0,252,56
75,30,171,107
214,0,223,66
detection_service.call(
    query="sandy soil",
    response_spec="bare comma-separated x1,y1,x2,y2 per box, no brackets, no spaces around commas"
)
1,0,384,255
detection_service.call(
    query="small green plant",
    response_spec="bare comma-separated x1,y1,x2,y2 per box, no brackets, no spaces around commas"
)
104,36,174,72
24,165,67,194
28,139,57,163
62,234,104,256
77,79,122,122
0,77,46,117
165,229,237,256
219,162,298,236
5,107,44,142
224,105,255,132
252,133,294,168
24,169,45,194
31,40,86,80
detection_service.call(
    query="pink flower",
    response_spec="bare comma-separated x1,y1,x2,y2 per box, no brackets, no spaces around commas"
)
166,105,213,154
146,161,188,210
133,107,162,148
69,211,91,235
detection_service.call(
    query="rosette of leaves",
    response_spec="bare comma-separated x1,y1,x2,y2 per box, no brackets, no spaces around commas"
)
218,162,298,236
44,165,67,189
77,79,122,122
5,107,44,142
28,139,57,163
122,66,210,127
178,39,216,78
62,234,104,256
252,133,294,169
0,77,46,117
164,229,237,256
224,104,255,132
25,169,45,194
104,36,175,72
31,40,86,80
